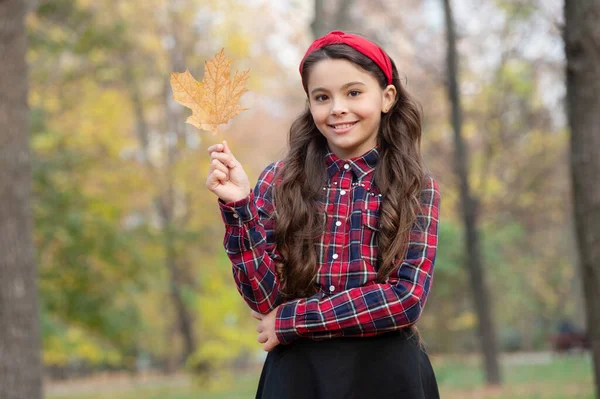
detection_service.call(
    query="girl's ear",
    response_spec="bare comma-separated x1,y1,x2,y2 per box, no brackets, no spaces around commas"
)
382,85,397,113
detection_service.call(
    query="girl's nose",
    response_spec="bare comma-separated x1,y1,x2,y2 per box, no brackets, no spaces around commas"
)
331,101,348,115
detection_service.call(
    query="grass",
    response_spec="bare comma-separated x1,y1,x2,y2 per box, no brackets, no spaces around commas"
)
434,352,595,398
47,352,595,399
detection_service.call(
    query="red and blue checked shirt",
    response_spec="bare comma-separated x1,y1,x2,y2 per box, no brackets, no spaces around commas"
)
218,146,440,345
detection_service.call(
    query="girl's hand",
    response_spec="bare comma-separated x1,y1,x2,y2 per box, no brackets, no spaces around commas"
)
252,307,281,352
206,140,251,203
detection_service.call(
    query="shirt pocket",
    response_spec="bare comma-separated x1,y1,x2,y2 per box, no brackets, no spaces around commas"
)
362,209,381,231
361,208,381,270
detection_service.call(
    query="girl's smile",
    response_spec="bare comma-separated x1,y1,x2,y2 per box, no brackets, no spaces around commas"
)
328,120,358,134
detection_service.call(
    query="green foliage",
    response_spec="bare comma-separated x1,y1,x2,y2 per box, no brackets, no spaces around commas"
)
42,313,122,367
424,218,534,351
186,252,259,385
29,0,264,373
33,127,146,363
435,220,466,275
32,0,125,53
481,220,526,266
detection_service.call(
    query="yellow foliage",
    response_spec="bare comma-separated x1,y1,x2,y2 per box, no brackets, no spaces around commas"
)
170,49,250,135
44,325,122,367
189,255,258,370
448,311,477,332
44,336,70,366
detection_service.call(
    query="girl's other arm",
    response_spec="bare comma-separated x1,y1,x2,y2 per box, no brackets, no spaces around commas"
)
275,175,440,344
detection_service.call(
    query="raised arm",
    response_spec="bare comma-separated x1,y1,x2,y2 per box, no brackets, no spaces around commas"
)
218,161,285,314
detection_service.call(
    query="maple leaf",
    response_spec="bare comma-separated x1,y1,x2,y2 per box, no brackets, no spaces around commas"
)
170,49,250,135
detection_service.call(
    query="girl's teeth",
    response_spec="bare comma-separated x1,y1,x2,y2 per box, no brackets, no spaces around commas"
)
333,123,354,129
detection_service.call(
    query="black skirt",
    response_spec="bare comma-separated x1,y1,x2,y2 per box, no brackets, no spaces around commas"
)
256,328,439,399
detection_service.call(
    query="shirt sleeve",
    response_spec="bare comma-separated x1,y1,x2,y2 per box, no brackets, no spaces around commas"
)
219,161,284,314
274,175,440,345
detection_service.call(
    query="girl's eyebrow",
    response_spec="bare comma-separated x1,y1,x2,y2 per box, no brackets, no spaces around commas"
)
310,81,366,95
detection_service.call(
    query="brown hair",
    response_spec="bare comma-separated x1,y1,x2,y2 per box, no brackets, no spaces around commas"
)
273,44,426,299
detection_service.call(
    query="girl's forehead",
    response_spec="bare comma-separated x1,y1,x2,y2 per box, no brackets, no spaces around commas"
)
306,59,378,91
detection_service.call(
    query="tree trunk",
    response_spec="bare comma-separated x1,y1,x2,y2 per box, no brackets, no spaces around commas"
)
162,16,198,360
0,1,44,399
158,194,197,361
441,0,502,385
334,0,356,32
311,0,355,39
311,0,327,39
564,1,600,395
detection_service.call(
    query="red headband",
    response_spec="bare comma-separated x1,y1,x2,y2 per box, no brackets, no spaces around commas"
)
299,30,393,88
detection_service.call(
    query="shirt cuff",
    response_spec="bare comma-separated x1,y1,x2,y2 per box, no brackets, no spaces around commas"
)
275,299,303,345
218,191,255,225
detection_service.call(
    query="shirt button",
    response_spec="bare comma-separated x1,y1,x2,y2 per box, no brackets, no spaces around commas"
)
329,285,335,292
332,253,339,260
232,213,239,219
340,190,346,195
335,221,342,226
344,164,350,170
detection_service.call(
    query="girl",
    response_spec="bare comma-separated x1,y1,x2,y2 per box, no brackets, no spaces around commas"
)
207,30,440,399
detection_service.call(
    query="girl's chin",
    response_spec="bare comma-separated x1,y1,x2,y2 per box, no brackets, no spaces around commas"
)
325,141,374,159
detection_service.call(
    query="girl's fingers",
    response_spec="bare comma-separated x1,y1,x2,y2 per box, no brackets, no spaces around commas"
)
211,159,229,175
211,169,228,184
222,141,238,163
257,332,268,344
264,338,277,352
223,140,232,155
211,151,236,168
250,310,263,321
207,141,237,167
206,143,223,154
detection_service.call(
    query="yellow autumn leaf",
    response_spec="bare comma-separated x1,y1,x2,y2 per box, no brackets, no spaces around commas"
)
170,49,250,135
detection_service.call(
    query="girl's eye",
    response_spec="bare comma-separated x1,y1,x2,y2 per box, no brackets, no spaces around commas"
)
315,94,328,102
348,90,361,97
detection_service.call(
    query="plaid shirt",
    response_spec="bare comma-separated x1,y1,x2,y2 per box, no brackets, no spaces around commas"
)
219,146,440,345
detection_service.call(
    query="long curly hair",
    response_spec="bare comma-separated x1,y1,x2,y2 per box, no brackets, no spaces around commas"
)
273,43,426,299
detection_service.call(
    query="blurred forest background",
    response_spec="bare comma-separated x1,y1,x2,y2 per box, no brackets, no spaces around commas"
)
1,0,598,398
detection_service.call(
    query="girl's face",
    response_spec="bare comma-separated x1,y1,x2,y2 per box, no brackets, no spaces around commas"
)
306,58,396,159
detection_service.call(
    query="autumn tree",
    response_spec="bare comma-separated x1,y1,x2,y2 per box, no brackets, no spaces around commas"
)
27,0,292,376
0,0,44,398
564,0,600,395
441,0,501,385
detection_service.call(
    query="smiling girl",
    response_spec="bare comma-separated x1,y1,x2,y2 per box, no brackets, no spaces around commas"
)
207,30,441,399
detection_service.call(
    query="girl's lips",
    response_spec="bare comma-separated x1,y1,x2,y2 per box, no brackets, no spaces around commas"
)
328,121,358,134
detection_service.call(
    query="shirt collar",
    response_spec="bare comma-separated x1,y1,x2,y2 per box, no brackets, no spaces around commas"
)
324,145,379,180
